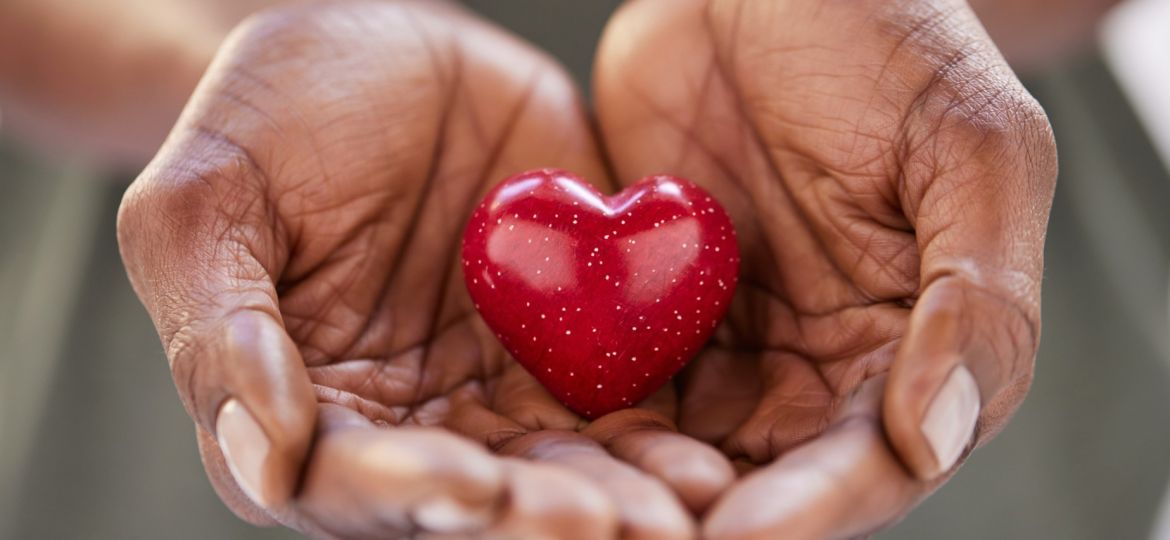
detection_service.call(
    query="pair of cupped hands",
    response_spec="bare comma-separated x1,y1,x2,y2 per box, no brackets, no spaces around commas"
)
117,0,1057,538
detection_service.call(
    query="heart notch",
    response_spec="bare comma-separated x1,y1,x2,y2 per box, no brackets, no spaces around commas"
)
462,169,740,418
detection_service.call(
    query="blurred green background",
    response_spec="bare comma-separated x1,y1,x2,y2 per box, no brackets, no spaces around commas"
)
1,1,1168,538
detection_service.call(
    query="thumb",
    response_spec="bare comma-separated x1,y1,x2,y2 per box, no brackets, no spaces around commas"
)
884,272,1039,480
882,85,1057,481
118,131,316,512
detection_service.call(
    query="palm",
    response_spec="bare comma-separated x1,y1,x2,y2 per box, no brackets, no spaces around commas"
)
598,0,921,464
594,0,1053,536
154,3,713,537
121,1,1054,538
257,13,595,433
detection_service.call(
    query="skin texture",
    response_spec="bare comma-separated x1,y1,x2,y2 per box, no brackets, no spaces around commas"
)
594,0,1056,537
117,0,1057,538
121,1,714,537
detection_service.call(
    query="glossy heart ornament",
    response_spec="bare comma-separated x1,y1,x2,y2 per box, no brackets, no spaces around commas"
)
462,169,740,418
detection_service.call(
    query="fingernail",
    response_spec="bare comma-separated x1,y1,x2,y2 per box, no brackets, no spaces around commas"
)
921,365,980,477
217,399,272,507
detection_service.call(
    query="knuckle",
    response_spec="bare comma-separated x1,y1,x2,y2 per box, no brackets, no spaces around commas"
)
875,3,1056,179
907,63,1045,166
118,142,264,272
118,132,276,362
933,268,1042,367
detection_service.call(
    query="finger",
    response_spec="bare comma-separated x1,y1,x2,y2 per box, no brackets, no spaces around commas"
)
437,385,624,539
583,409,735,514
439,380,531,449
296,404,506,538
298,405,618,540
196,426,278,527
884,273,1038,479
118,147,316,511
491,459,619,540
502,431,695,539
704,377,931,540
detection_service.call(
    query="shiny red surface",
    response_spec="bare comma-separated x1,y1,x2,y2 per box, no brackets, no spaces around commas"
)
462,169,740,418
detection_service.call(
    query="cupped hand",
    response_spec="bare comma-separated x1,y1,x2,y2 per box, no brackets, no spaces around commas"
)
594,0,1057,537
118,1,732,538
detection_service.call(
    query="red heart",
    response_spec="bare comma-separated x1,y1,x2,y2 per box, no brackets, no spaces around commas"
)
462,169,740,418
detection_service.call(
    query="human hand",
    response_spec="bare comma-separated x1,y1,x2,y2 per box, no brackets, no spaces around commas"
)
118,1,732,537
594,0,1057,537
